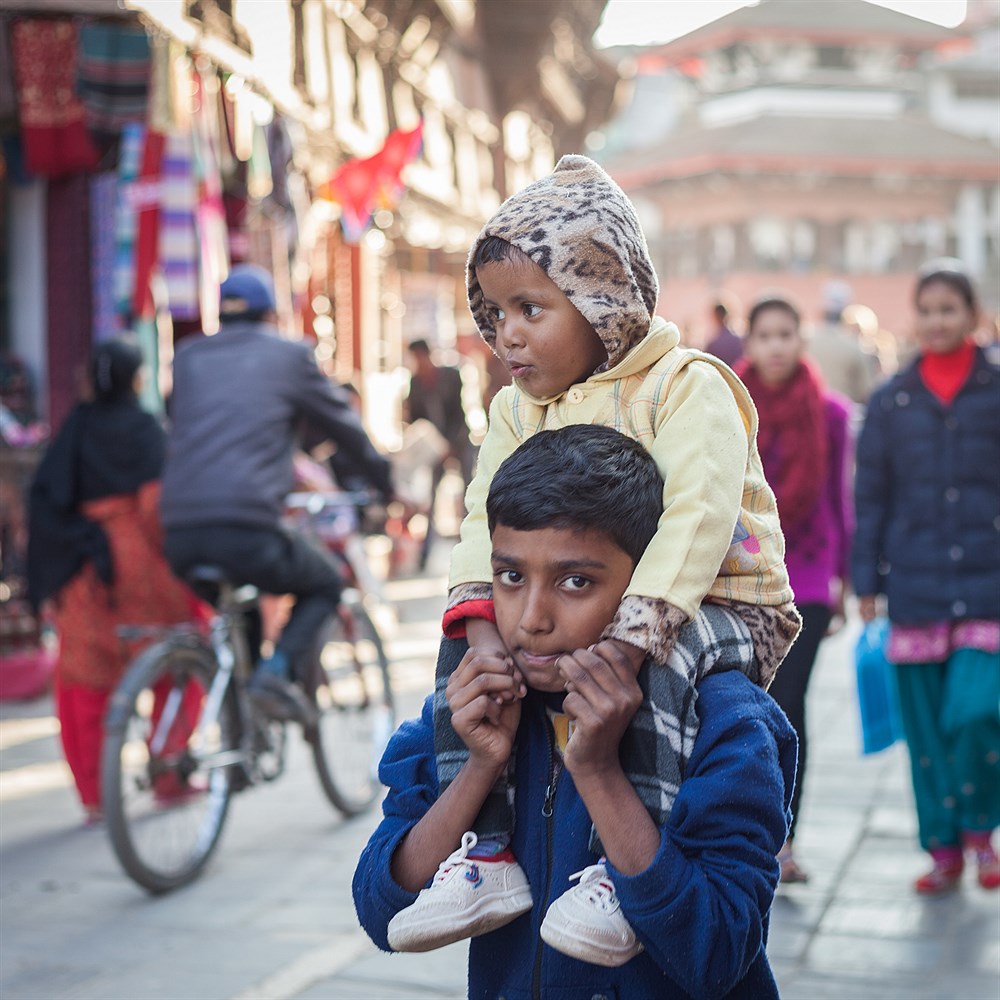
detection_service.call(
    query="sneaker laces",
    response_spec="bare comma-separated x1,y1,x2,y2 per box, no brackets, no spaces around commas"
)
432,831,479,884
568,863,620,914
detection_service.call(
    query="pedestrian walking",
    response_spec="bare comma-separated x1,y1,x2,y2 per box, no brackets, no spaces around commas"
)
736,293,853,883
852,259,1000,894
807,280,878,406
26,338,196,824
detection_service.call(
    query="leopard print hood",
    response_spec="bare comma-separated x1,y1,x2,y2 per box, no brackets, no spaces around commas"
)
467,154,659,371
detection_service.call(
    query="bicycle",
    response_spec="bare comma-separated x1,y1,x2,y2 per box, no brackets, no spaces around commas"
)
101,493,396,894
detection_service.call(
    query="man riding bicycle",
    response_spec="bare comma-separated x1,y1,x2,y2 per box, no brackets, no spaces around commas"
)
160,265,392,723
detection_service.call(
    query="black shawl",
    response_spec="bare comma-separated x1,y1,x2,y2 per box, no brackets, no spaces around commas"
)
26,398,165,611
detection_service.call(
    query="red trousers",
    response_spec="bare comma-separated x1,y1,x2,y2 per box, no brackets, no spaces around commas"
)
55,679,110,809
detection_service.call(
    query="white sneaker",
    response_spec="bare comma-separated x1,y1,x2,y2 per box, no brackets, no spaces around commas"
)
387,832,533,952
540,863,643,967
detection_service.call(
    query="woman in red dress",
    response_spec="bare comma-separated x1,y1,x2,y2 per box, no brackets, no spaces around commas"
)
27,338,196,823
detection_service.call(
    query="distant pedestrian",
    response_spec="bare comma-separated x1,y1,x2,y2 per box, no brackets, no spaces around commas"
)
736,293,853,884
704,297,743,368
26,338,196,825
404,338,475,566
405,338,474,488
852,259,1000,895
807,280,878,406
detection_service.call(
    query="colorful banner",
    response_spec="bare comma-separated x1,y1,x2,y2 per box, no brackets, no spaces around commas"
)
320,121,423,242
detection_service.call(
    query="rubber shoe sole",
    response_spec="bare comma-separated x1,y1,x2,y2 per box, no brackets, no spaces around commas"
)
387,885,532,952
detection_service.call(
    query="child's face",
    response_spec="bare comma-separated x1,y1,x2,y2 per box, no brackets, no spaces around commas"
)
915,280,977,355
476,257,608,398
745,306,802,387
491,523,634,693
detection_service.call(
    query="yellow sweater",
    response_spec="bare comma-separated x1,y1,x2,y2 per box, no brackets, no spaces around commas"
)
449,318,793,637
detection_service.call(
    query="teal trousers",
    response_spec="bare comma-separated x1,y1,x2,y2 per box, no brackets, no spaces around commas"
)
894,648,1000,851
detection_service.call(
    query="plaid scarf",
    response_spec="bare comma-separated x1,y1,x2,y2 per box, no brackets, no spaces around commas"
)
434,604,755,842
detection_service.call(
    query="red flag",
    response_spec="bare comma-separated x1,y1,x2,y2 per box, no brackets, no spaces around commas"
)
322,121,423,242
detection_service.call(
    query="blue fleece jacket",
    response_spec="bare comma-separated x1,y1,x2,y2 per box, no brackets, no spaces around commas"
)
353,672,796,1000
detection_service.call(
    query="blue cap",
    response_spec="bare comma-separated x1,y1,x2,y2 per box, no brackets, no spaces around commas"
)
220,264,276,316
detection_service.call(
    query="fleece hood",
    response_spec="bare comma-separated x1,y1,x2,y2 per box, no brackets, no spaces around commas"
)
467,154,659,371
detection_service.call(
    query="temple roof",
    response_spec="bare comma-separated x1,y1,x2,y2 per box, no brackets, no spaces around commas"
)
653,0,954,57
605,113,1000,185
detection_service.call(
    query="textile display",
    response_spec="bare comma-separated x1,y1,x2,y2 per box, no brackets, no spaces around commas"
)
193,70,229,333
46,176,93,430
0,18,16,126
90,173,121,342
158,130,200,321
76,22,151,134
113,122,145,318
855,618,904,754
10,18,98,177
321,121,424,242
132,129,166,317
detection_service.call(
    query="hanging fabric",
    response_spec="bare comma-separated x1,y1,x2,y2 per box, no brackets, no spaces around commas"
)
192,69,229,334
10,18,98,178
131,130,167,319
0,18,17,129
47,176,92,430
113,122,145,320
158,130,200,322
76,21,151,136
90,173,120,342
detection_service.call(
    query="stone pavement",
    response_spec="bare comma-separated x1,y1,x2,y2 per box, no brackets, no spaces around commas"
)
1,537,997,999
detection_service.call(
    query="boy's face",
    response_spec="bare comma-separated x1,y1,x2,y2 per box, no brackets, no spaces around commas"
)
491,523,634,693
476,257,607,399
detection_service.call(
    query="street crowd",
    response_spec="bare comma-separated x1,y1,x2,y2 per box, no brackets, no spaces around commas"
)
15,155,1000,999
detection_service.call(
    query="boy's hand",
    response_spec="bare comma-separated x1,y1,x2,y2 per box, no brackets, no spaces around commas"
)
447,648,523,772
557,640,642,780
465,617,522,704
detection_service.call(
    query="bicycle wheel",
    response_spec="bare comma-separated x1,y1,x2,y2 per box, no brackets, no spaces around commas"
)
309,598,395,815
102,638,238,893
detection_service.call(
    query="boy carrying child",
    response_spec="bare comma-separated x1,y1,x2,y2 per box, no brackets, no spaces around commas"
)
375,154,800,962
353,425,797,997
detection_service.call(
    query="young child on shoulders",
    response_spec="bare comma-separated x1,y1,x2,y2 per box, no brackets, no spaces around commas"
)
389,154,801,958
354,425,797,996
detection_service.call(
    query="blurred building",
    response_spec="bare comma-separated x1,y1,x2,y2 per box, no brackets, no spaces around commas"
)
0,0,619,435
596,0,1000,346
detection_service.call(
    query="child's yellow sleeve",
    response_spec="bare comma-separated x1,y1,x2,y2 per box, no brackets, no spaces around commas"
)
631,359,750,616
447,387,522,593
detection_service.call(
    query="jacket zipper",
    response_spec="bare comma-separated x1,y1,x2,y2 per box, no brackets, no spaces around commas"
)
532,716,562,1000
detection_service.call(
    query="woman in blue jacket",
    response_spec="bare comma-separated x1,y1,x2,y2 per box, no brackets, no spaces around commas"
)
852,260,1000,894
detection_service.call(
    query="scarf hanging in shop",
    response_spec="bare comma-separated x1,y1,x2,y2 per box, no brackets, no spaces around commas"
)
735,357,828,541
132,130,166,318
76,22,151,135
47,176,93,431
10,18,98,177
158,130,200,322
113,122,145,319
0,18,17,126
193,69,229,333
90,173,121,342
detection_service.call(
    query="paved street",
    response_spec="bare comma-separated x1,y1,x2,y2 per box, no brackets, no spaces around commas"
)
1,539,998,1000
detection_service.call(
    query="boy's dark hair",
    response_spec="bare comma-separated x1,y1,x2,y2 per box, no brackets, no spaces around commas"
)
915,258,979,313
486,424,663,564
474,235,535,270
747,293,801,334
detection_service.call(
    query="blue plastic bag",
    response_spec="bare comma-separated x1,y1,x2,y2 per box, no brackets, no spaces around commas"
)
854,618,904,754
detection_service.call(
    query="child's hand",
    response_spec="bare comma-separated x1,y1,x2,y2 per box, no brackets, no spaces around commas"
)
558,641,642,780
447,648,523,772
465,618,520,703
